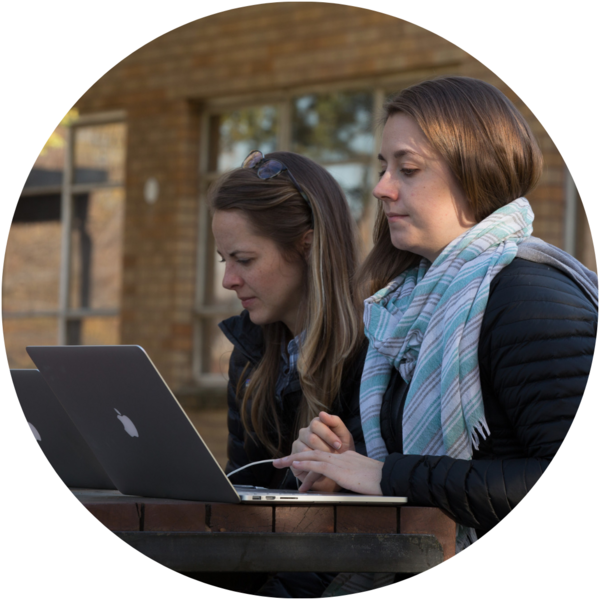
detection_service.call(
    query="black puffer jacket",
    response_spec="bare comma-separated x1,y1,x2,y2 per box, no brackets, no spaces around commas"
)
218,312,367,598
380,258,596,535
219,311,366,488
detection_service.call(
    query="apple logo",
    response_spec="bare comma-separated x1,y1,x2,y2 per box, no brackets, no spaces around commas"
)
114,409,139,438
28,422,42,441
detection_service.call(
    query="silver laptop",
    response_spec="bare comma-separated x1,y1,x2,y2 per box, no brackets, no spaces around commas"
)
11,369,115,490
26,345,406,505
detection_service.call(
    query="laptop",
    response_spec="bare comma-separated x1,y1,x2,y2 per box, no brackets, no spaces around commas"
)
26,345,407,505
11,369,115,490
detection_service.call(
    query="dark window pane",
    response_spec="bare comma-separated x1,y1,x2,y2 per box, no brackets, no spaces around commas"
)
291,92,373,162
74,123,126,184
12,195,61,223
69,188,124,310
66,319,82,345
24,168,63,189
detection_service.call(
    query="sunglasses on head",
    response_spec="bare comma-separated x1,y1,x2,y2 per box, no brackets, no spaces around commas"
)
242,150,313,220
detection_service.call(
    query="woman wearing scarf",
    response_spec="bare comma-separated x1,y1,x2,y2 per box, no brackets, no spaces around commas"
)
274,77,597,554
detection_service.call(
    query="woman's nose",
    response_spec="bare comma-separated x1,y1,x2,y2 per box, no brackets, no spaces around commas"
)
222,265,242,290
373,172,398,204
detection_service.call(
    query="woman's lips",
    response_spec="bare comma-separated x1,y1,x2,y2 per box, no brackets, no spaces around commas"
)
240,297,256,308
386,213,408,222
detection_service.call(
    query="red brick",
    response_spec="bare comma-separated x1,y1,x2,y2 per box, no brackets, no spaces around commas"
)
336,506,397,534
275,506,334,533
85,503,141,532
209,503,273,532
144,502,208,532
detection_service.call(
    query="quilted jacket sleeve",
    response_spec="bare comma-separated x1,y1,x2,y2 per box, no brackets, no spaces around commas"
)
380,260,597,532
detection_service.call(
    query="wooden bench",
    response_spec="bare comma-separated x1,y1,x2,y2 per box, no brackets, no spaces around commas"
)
74,489,456,574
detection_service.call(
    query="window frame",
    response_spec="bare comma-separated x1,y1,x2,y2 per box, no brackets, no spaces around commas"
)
4,110,127,346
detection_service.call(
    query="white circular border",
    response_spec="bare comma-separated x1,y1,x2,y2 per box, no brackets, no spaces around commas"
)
1,1,597,598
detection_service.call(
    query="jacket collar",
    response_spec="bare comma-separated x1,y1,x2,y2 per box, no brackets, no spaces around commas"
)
218,310,264,365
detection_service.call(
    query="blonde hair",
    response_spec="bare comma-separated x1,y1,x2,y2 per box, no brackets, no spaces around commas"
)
209,152,363,456
357,76,544,296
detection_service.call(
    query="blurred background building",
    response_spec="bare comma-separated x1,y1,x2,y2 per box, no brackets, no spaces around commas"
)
3,3,594,467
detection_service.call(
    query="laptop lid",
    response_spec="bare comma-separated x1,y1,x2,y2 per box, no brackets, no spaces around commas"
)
11,369,115,490
26,345,240,503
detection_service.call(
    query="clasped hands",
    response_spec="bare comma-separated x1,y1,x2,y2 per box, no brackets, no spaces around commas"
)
272,411,383,496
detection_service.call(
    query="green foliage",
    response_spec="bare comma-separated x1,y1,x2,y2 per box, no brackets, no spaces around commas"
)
41,109,79,154
219,106,278,152
291,92,373,162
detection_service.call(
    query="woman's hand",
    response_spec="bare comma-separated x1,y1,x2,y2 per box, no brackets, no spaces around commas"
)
274,450,384,496
288,412,355,492
298,411,355,453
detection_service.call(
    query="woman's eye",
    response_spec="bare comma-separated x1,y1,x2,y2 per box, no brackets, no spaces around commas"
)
237,259,251,265
401,168,417,177
218,258,225,264
377,169,386,179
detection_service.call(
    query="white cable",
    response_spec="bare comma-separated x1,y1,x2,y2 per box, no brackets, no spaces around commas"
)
226,459,276,478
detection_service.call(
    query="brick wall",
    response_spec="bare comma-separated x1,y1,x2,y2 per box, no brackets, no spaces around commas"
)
117,100,200,392
74,3,591,403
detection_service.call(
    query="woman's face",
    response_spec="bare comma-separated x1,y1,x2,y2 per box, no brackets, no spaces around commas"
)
373,113,476,263
212,210,308,336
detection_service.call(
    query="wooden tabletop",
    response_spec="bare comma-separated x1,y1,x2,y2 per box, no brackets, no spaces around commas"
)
73,489,456,573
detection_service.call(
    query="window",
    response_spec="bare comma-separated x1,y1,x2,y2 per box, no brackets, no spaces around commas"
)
291,91,374,221
3,113,126,368
194,88,386,386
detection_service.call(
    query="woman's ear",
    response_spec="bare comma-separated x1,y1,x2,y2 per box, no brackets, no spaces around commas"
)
301,229,314,258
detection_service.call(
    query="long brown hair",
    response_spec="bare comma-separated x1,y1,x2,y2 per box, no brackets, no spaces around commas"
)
357,76,544,296
209,152,363,456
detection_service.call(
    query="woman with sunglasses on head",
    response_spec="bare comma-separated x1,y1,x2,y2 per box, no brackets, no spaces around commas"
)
209,151,366,597
274,77,597,556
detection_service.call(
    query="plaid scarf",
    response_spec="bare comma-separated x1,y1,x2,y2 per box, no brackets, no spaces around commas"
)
360,197,534,464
